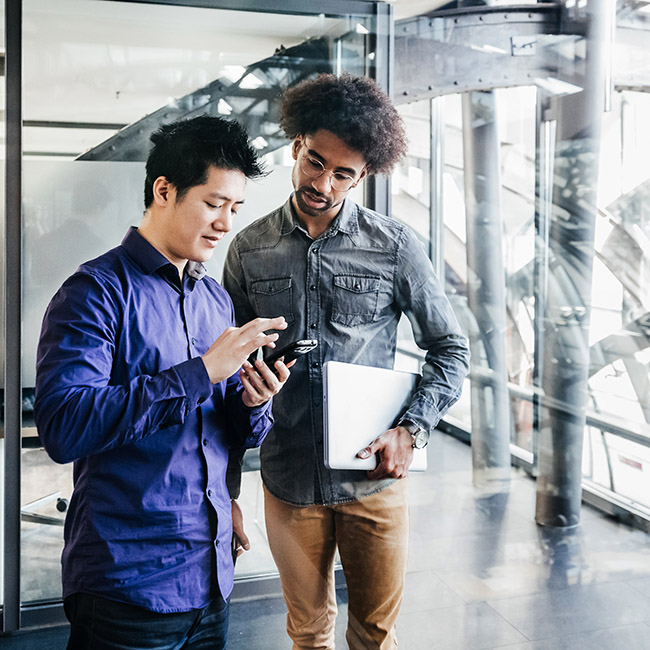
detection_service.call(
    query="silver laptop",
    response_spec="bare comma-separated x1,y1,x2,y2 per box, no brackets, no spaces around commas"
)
323,361,427,472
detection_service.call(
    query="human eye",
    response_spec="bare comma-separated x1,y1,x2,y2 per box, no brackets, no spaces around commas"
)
307,157,323,171
205,201,222,209
334,172,353,182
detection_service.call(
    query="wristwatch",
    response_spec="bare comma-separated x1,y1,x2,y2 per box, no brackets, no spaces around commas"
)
400,419,429,449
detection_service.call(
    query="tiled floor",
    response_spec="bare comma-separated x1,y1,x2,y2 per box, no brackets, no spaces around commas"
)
8,430,650,649
228,431,650,649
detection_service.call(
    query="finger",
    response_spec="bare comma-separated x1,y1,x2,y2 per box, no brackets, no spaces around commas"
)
357,435,383,459
368,462,402,481
238,529,251,551
241,316,288,335
252,332,280,354
254,360,282,391
240,371,266,402
273,360,291,383
241,360,257,374
367,461,389,480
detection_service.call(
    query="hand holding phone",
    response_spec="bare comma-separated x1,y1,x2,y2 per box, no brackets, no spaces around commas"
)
249,339,318,376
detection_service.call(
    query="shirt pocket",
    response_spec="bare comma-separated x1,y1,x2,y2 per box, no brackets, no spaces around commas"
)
250,277,294,326
331,274,380,326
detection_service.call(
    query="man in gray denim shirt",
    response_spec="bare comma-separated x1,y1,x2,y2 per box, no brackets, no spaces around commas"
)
223,74,469,650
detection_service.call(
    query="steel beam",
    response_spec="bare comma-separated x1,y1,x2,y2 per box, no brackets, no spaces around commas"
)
394,5,564,103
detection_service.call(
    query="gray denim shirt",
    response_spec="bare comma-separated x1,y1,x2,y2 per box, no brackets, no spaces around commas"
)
223,197,469,506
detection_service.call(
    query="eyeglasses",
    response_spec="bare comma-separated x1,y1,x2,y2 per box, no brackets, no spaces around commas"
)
299,153,360,192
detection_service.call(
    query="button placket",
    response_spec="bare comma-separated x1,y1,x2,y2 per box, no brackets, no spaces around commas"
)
307,244,321,375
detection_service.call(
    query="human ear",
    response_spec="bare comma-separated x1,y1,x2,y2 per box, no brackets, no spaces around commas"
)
291,136,303,161
352,167,368,188
152,176,173,206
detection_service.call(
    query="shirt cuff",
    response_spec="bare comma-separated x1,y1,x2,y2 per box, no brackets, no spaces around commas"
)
238,392,273,418
174,357,213,412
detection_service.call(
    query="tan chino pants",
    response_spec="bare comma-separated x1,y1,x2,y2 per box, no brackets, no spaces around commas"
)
264,480,409,650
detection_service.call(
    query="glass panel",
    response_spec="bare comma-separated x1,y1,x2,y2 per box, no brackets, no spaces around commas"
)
441,93,471,430
22,0,376,601
0,0,5,610
392,100,432,375
583,86,650,507
421,6,650,518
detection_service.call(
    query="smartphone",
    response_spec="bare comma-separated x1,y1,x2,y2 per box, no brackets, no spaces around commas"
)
252,339,318,375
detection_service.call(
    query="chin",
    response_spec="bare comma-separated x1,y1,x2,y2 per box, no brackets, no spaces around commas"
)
190,249,214,264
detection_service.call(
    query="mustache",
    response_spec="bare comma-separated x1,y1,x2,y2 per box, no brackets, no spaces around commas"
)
300,187,327,199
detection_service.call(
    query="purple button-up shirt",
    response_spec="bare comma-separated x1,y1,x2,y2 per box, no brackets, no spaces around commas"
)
34,227,273,613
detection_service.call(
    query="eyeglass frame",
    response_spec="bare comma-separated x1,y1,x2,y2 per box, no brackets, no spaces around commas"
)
296,141,365,192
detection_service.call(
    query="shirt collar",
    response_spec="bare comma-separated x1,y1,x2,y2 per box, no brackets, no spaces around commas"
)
121,226,207,282
280,195,360,240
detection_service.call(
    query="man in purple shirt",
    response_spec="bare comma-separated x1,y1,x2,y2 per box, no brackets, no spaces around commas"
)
35,116,290,650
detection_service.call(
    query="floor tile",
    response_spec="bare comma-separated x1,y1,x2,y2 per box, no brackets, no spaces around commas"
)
628,577,650,598
487,581,650,640
489,622,650,650
400,569,467,612
396,602,527,650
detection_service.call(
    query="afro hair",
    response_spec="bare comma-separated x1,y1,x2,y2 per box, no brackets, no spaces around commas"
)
280,73,407,176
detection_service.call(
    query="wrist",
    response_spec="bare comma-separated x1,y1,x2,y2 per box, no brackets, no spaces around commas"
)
399,419,429,449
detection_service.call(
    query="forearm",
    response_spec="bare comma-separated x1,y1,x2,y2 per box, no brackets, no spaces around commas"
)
397,235,470,428
402,335,470,429
35,357,212,464
225,377,274,448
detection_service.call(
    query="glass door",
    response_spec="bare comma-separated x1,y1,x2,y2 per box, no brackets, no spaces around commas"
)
19,0,384,611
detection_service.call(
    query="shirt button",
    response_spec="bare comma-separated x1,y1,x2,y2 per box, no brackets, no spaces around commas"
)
203,439,208,446
310,323,316,329
310,285,316,291
207,489,212,497
191,337,197,345
311,361,320,369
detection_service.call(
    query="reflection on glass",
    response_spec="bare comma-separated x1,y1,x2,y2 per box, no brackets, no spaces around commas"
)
393,11,650,518
22,0,374,602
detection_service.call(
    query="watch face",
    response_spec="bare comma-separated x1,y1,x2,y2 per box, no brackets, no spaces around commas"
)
413,430,429,449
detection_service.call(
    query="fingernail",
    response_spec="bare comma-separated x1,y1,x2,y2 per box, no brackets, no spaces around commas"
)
358,449,370,459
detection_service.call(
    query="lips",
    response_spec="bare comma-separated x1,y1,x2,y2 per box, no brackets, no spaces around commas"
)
300,189,328,208
203,234,223,246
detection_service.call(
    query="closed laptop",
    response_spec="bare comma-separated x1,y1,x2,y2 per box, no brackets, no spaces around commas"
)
323,360,427,472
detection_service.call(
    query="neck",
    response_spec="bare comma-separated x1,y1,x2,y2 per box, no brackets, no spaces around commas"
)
291,197,339,240
138,213,186,278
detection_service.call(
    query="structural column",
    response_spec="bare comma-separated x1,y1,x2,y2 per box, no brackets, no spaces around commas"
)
535,0,609,527
462,90,512,490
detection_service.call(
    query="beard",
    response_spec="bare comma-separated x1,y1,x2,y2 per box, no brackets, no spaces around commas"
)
294,186,337,217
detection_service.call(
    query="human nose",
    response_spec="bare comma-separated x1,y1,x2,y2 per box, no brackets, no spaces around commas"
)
214,209,233,233
311,169,334,192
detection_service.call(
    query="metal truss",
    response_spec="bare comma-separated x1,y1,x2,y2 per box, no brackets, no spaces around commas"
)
393,4,568,104
77,37,332,162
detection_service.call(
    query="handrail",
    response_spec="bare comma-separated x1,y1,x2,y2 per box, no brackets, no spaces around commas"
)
397,347,650,449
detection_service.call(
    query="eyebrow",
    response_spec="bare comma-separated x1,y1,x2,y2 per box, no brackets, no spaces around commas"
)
207,192,245,205
306,148,359,177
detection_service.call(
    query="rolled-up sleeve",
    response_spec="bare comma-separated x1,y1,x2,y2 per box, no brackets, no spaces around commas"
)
395,228,470,430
